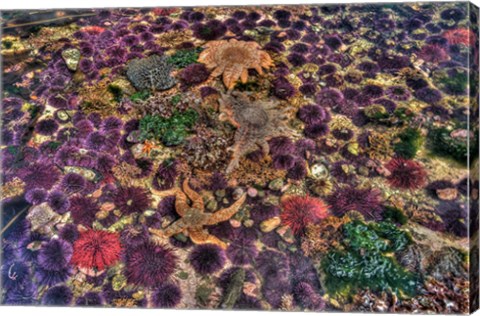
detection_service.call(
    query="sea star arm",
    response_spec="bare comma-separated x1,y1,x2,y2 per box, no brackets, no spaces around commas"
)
189,227,228,249
182,179,204,211
151,186,188,217
205,193,247,225
149,217,187,238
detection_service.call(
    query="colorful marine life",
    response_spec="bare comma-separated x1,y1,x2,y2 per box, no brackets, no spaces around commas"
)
218,91,295,173
198,39,273,89
149,179,246,249
0,2,478,314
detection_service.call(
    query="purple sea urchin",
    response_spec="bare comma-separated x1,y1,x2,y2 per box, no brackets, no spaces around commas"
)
151,283,182,308
37,238,73,272
113,186,152,215
327,186,383,220
125,242,177,287
189,244,226,274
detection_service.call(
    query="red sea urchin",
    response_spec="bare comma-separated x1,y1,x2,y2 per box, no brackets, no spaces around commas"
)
124,242,177,287
443,28,476,46
280,195,330,235
385,158,427,190
70,229,121,272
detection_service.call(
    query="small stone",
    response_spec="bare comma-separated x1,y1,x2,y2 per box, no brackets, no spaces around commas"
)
276,225,295,244
132,291,145,300
100,202,115,212
61,48,81,71
450,129,472,139
127,130,142,143
243,282,258,297
347,142,360,156
206,199,218,211
112,274,127,291
63,166,97,182
215,189,226,198
268,178,284,191
243,219,254,227
96,210,110,220
230,219,242,228
436,188,458,201
233,188,245,200
131,143,146,159
257,190,265,198
247,187,258,198
358,166,370,176
310,163,328,179
26,203,60,233
260,216,281,232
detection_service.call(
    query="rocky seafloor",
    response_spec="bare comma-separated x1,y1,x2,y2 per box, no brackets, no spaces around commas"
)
1,2,479,313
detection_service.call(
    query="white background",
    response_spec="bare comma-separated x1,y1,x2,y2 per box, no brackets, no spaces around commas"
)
1,0,480,315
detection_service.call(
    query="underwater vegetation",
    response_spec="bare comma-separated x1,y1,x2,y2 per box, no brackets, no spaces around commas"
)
0,2,478,314
321,220,416,298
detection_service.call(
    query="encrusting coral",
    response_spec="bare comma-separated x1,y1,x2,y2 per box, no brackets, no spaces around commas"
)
198,39,273,89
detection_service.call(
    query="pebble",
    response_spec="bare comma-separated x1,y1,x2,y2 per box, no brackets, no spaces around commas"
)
215,189,226,199
61,48,81,71
310,163,328,179
230,219,242,228
436,188,458,201
243,219,254,227
127,130,142,143
276,225,295,244
358,166,370,176
233,188,245,200
268,178,284,191
206,199,218,211
100,202,115,212
260,216,281,232
247,187,258,198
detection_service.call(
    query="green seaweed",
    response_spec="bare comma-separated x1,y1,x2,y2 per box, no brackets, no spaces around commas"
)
383,206,408,225
392,107,415,122
322,221,417,299
129,90,151,102
394,128,423,159
171,94,182,105
107,84,124,103
427,126,472,165
2,39,13,49
221,268,245,309
138,109,198,146
167,47,203,68
438,71,469,95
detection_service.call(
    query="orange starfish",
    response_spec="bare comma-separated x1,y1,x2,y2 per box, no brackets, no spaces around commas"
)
198,39,273,90
141,140,157,155
149,179,246,249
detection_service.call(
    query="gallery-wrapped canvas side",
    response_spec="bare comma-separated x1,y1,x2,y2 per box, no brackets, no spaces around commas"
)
469,2,480,314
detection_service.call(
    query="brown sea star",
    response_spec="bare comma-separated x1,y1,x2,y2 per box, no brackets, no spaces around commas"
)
218,91,296,174
149,179,246,249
